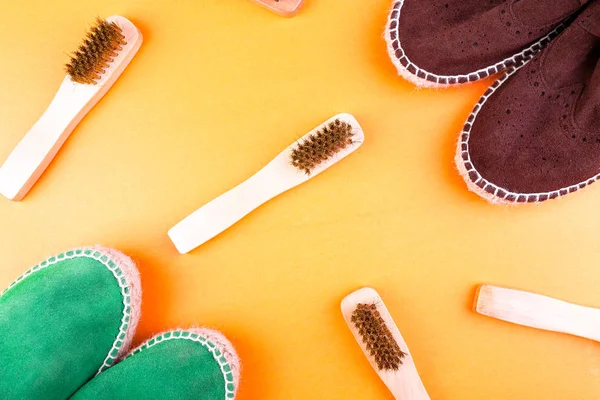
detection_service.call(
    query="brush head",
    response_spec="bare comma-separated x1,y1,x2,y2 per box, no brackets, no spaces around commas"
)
66,18,127,85
351,303,407,371
290,118,354,174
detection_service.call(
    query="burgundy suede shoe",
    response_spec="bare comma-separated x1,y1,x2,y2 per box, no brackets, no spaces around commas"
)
385,0,589,88
457,1,600,204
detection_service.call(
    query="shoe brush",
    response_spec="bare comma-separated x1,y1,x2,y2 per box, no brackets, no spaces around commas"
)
475,284,600,342
341,288,431,400
250,0,304,17
0,16,142,201
169,113,364,254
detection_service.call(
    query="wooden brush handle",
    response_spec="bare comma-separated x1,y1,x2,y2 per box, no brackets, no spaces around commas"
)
0,16,142,202
0,80,96,201
475,285,600,342
168,155,301,254
169,113,364,254
250,0,304,17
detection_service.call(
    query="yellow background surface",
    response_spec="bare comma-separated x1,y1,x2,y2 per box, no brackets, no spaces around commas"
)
1,1,599,398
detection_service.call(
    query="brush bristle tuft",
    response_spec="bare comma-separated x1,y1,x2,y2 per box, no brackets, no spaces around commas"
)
290,119,354,174
351,303,406,371
65,18,126,85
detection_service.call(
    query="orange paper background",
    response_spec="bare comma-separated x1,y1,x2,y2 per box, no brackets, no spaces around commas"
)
1,1,599,399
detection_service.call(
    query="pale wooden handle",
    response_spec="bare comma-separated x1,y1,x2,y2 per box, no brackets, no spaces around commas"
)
0,84,87,201
169,113,364,254
250,0,304,17
168,166,290,254
0,16,142,202
475,285,600,342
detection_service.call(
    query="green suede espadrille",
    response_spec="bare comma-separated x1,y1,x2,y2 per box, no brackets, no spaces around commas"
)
0,246,142,400
71,328,241,400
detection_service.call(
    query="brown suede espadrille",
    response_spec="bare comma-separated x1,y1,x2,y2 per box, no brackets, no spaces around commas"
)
457,1,600,204
385,0,590,88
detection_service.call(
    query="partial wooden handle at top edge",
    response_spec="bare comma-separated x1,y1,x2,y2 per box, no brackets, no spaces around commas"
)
250,0,304,17
475,285,600,342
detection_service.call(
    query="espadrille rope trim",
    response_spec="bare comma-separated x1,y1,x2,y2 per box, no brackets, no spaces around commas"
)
385,0,569,88
129,330,237,399
0,248,133,374
456,66,600,204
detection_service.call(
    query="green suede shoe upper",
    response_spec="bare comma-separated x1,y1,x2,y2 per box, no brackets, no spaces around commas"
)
0,248,138,400
72,329,239,400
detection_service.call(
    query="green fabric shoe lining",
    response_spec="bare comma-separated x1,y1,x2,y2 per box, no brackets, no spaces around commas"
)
71,328,240,400
0,247,141,400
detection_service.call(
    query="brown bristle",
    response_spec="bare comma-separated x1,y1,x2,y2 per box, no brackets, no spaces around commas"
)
290,119,354,174
351,303,407,371
65,18,126,85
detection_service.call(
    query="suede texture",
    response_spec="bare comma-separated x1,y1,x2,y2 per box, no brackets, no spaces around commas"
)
390,0,587,79
462,1,600,200
71,337,229,400
0,256,125,399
